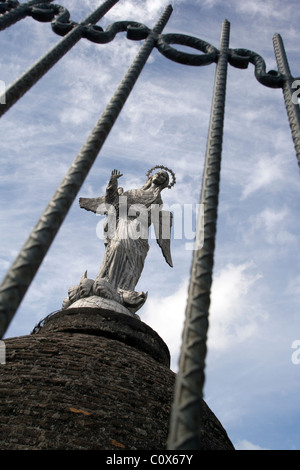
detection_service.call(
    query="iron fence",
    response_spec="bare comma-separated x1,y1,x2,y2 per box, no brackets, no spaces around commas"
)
0,0,299,450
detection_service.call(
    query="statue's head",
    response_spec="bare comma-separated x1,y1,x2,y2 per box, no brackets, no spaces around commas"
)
145,165,176,190
152,170,169,189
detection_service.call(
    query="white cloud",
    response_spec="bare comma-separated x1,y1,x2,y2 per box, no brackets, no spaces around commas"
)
142,261,267,370
247,206,297,247
0,258,9,271
285,274,300,298
235,439,269,450
104,0,176,23
237,0,292,20
208,262,266,351
260,207,289,231
142,280,188,371
241,153,285,199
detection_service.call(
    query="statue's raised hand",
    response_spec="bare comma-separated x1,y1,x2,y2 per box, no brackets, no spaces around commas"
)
111,169,123,179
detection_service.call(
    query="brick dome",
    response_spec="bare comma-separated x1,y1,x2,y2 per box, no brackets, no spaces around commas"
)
0,308,234,450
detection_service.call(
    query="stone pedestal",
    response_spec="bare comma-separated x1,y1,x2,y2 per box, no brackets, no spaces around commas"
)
0,308,234,450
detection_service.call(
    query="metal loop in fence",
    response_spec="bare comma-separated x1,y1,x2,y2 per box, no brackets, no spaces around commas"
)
156,33,218,66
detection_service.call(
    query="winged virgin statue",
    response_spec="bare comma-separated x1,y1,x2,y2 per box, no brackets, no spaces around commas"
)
62,166,176,316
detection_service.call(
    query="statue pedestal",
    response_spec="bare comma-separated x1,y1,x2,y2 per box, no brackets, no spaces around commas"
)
66,295,140,319
34,307,170,367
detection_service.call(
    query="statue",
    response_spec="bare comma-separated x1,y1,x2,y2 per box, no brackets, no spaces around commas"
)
62,166,176,317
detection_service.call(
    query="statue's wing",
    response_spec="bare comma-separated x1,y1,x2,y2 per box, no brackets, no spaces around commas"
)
79,196,107,214
153,210,173,267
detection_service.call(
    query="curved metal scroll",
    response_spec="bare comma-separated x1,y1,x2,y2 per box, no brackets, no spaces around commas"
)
229,48,283,88
82,21,150,44
0,0,150,40
0,0,54,30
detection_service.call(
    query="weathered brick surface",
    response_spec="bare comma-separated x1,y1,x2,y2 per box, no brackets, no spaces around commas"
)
0,309,234,450
33,307,171,367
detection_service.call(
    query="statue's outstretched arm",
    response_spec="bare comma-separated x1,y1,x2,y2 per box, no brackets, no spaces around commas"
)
106,169,123,203
79,169,123,214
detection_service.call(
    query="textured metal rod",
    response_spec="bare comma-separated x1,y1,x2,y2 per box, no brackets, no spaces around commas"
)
0,5,173,338
167,19,230,450
0,0,119,117
273,33,300,168
0,0,53,31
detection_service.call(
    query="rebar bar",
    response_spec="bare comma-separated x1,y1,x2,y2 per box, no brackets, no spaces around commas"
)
273,33,300,168
167,19,230,450
0,0,120,117
0,0,53,31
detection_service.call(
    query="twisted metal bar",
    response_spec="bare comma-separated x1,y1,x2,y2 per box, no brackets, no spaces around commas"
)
167,19,230,450
0,0,150,39
0,0,120,117
273,33,300,168
82,20,150,43
0,0,53,31
229,47,283,88
0,4,173,339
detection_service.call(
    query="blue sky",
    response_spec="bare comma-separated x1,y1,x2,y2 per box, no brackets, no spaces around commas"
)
1,0,300,451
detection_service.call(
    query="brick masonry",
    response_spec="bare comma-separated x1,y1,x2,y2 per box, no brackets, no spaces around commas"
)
0,308,234,450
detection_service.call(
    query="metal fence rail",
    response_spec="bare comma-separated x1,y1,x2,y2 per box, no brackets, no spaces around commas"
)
167,18,231,450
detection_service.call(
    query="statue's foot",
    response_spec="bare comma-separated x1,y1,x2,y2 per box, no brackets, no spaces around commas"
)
118,289,148,313
62,274,147,316
93,279,123,303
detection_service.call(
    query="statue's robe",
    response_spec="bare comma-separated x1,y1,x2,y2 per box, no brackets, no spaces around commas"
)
79,176,172,292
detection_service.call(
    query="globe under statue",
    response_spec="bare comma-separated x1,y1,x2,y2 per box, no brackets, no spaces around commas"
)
62,165,176,316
